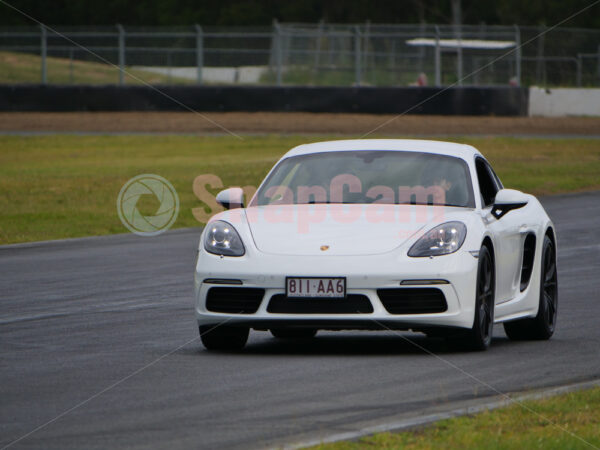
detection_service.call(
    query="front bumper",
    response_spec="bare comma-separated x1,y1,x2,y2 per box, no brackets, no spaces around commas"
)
194,250,479,330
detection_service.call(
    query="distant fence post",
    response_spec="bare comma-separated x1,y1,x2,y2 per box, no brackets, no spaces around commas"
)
69,48,74,84
195,24,203,85
451,0,462,84
597,44,600,85
535,25,546,85
313,19,324,73
273,20,282,86
434,25,441,86
362,21,370,83
576,54,582,87
354,25,361,86
40,24,47,85
514,24,521,86
117,24,125,86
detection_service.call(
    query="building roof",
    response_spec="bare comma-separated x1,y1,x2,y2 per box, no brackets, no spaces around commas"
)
406,38,516,50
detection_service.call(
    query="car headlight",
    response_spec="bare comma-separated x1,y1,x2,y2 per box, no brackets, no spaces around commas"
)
204,221,245,256
408,221,467,257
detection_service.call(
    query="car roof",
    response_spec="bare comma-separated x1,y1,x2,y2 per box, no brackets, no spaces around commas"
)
283,139,482,162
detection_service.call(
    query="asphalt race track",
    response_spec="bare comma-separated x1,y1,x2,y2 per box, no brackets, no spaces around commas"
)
1,191,600,449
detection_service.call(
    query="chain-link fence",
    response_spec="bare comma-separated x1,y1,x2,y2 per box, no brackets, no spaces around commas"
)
0,22,598,87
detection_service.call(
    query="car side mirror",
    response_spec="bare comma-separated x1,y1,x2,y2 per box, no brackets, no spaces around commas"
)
492,189,528,219
216,187,245,210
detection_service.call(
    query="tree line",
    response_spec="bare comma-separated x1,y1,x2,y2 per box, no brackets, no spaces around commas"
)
1,0,599,28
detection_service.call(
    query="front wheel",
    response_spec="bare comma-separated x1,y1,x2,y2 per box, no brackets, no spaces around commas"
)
504,235,558,340
455,245,495,351
199,325,249,351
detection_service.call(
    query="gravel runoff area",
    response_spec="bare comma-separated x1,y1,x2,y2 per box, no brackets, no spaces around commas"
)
1,112,599,135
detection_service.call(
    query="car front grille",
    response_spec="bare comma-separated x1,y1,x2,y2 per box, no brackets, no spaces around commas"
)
267,294,374,314
377,288,448,314
206,287,265,314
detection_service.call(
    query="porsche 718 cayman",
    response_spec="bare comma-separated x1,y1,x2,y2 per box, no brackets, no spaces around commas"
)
194,139,558,351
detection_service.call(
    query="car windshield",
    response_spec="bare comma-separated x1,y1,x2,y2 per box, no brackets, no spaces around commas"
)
253,150,475,207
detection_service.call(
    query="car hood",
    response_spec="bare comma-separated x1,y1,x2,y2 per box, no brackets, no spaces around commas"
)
244,204,470,256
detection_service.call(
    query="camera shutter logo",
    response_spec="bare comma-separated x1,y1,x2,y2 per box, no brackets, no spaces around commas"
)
117,174,180,236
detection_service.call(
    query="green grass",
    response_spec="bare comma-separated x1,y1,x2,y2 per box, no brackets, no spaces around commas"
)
309,386,600,450
0,51,193,85
0,135,598,244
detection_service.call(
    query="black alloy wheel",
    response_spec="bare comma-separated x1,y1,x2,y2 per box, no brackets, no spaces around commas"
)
458,245,495,351
504,235,558,340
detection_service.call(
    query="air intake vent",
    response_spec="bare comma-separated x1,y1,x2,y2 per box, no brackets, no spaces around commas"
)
377,288,447,314
267,294,373,314
206,287,265,314
520,233,536,292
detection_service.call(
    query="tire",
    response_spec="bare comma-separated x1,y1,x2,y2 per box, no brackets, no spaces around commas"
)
504,235,558,340
199,325,249,351
270,328,318,339
454,245,495,351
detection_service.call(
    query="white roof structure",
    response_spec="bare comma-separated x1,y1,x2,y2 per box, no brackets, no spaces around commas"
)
406,38,516,50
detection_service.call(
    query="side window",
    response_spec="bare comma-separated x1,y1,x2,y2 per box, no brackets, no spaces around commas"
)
487,164,503,190
475,158,499,207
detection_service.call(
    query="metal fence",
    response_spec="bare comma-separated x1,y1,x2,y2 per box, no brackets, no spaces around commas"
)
0,22,599,87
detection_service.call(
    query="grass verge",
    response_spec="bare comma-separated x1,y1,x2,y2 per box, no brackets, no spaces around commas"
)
0,135,599,244
0,51,192,85
308,386,600,449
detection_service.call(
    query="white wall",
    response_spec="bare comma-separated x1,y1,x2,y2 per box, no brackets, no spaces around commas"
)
133,66,268,84
529,87,600,117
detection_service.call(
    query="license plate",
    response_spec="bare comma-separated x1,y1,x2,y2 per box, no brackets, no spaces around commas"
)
286,277,346,298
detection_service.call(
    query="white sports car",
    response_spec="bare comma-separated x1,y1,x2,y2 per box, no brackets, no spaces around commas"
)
194,139,558,351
